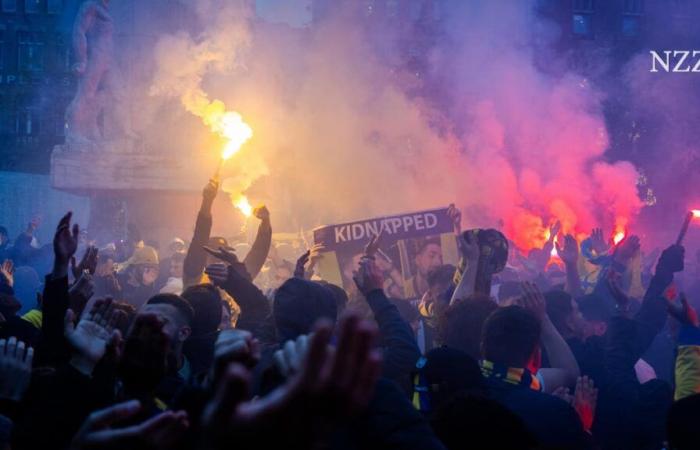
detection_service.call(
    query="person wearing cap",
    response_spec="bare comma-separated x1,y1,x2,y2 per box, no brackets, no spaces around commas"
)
116,245,160,308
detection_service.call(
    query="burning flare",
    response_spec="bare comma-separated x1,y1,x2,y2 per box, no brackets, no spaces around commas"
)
613,231,626,245
201,103,253,160
234,194,253,218
693,210,700,218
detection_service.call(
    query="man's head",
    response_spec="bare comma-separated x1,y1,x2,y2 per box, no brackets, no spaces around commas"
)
414,238,443,277
272,261,294,290
273,278,337,342
181,283,222,337
481,306,541,371
545,290,586,340
123,246,159,286
577,293,613,337
141,294,194,350
169,252,185,278
439,294,498,360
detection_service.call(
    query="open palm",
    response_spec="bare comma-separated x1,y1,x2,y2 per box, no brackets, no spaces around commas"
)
64,299,118,364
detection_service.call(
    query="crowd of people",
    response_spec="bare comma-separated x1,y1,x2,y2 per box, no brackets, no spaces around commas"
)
1,178,700,450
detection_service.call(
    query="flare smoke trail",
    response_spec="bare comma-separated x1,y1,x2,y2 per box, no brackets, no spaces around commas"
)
145,0,643,250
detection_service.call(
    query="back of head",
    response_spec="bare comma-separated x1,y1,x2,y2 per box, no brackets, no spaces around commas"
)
667,394,700,450
439,294,497,360
481,305,540,368
316,281,348,315
431,392,538,450
577,293,614,323
274,278,337,342
419,347,484,412
181,283,222,336
145,293,195,327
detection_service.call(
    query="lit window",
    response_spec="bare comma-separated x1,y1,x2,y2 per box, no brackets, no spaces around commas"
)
1,0,16,12
24,0,40,13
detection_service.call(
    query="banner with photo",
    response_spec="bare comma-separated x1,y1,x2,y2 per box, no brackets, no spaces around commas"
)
313,207,458,299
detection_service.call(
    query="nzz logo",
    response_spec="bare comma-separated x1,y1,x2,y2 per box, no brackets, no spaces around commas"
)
650,51,700,73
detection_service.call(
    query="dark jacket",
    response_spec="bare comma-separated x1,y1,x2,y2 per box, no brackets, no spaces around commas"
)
484,376,591,450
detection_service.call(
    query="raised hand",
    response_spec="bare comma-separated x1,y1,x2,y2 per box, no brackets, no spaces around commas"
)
213,329,261,378
0,259,14,288
253,205,270,222
590,228,610,255
273,334,309,379
657,244,685,274
518,281,546,322
549,221,562,241
363,230,385,258
572,376,598,432
204,262,231,288
69,400,189,450
294,250,310,279
202,178,220,205
447,203,462,234
203,245,240,265
0,337,33,401
71,245,99,279
54,212,80,277
668,293,699,327
457,230,480,263
118,314,170,397
555,234,579,266
612,235,641,265
201,314,381,448
65,298,122,374
69,271,95,316
353,257,384,296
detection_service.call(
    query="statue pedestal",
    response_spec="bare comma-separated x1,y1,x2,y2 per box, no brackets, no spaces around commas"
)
51,140,207,194
50,140,227,246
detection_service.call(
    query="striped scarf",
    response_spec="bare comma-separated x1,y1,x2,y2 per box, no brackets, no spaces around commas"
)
480,359,542,392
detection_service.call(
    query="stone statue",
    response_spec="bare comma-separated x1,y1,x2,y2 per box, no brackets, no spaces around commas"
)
65,0,114,144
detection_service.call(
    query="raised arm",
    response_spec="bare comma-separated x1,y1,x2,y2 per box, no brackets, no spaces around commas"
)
183,179,218,288
520,282,580,392
36,213,80,367
449,231,479,305
354,258,421,384
72,3,96,74
556,234,582,298
243,206,272,280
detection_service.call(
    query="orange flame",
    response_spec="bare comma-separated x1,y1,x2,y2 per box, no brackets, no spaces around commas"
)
234,195,253,218
692,209,700,218
613,231,626,245
200,100,253,161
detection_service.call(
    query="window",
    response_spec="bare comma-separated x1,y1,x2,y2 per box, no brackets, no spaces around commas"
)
15,106,39,136
1,0,16,12
48,0,62,14
621,0,643,37
17,31,44,72
24,0,41,13
572,0,594,38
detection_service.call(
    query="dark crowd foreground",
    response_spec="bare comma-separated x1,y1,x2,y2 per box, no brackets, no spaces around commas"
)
1,179,699,450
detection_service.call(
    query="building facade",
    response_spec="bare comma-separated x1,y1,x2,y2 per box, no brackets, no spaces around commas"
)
0,0,74,173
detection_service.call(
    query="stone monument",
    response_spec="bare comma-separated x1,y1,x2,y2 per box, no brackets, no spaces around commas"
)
51,0,209,244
